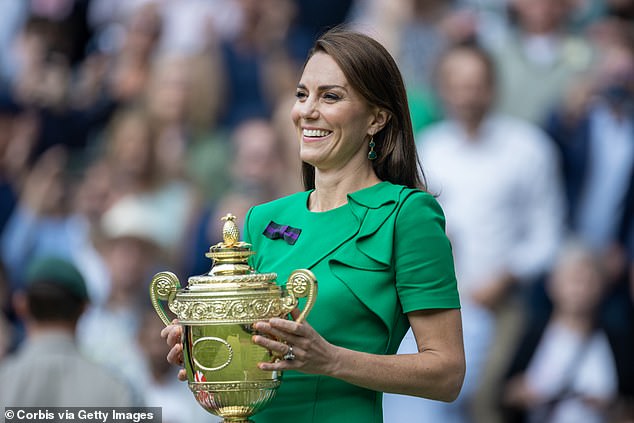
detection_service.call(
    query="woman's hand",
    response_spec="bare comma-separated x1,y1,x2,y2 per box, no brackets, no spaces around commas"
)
160,319,187,381
252,309,340,375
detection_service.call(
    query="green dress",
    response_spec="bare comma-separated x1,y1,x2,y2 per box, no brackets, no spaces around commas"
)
242,181,460,423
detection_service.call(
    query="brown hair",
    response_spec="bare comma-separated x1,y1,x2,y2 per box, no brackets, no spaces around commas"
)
301,27,426,191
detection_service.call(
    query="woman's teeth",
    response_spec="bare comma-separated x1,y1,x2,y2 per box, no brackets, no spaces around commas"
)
303,129,331,137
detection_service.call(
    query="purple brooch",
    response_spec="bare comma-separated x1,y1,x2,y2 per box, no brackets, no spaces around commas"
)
262,221,301,245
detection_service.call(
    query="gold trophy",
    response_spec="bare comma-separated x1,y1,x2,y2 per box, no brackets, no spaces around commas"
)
150,214,317,422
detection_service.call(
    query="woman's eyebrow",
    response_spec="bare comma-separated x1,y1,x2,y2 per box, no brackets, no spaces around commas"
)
297,83,347,92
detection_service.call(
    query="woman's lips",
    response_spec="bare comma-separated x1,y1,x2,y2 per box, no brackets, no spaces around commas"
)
302,128,332,142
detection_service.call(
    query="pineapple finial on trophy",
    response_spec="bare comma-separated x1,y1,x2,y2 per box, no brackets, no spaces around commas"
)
221,213,239,247
205,213,253,271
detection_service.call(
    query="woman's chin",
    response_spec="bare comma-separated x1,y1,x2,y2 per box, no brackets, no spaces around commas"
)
299,151,321,167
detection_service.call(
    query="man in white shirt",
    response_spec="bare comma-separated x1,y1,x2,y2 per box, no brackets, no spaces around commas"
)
384,44,564,423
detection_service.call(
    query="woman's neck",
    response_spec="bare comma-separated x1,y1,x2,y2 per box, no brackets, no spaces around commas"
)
310,165,381,212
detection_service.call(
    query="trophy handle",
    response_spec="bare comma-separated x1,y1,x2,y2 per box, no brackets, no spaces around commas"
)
149,271,181,326
282,269,317,323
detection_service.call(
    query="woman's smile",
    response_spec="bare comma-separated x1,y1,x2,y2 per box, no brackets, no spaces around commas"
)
302,128,333,142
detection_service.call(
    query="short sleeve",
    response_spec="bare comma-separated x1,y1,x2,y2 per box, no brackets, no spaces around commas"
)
395,191,460,312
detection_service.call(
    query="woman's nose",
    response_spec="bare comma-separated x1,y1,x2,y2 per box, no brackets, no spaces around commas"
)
299,97,319,119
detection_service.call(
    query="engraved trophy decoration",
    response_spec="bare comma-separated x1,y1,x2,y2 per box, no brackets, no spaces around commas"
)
150,214,317,422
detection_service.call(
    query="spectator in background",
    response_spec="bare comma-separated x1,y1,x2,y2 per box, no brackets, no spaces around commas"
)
384,44,564,423
217,0,298,129
182,51,231,202
1,147,79,289
44,2,164,163
99,107,163,201
0,256,134,406
1,144,112,306
97,106,198,258
143,52,223,183
545,43,634,286
68,160,113,306
94,3,162,106
543,41,634,405
490,0,595,125
2,14,115,165
501,242,618,423
351,0,477,133
77,197,165,403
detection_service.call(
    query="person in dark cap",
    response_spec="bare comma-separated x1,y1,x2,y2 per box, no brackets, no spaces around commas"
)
0,256,137,406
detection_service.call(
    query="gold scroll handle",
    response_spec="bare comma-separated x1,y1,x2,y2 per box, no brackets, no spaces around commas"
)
150,271,181,326
281,269,318,323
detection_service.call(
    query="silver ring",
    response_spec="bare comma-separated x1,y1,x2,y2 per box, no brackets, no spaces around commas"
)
283,345,295,361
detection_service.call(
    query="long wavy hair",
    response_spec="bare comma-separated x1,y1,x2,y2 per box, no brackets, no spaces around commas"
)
300,27,426,191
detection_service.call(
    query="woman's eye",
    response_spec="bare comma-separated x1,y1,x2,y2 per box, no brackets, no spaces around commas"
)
324,93,340,101
295,91,307,99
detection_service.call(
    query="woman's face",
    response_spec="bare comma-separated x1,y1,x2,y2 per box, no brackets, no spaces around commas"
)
291,52,378,171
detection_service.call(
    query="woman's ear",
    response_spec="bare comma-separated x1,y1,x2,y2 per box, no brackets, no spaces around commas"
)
369,108,391,135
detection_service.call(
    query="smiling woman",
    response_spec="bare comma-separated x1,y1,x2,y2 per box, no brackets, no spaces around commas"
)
162,27,465,423
292,51,383,185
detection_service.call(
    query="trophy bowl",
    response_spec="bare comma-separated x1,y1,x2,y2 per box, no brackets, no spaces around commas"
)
150,214,317,422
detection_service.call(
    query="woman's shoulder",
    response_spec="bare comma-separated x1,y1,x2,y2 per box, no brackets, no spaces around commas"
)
346,181,434,206
346,182,445,232
344,181,442,218
379,182,442,215
378,183,448,232
398,187,444,215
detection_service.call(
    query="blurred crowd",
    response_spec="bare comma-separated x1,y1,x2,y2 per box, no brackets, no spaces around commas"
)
0,0,632,422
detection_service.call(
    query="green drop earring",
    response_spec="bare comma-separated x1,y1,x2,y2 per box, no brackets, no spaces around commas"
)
368,136,377,160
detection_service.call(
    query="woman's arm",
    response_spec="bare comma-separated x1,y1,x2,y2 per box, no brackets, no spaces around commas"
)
253,307,465,402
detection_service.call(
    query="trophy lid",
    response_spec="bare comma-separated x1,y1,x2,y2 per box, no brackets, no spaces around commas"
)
185,213,277,288
204,213,254,275
150,213,316,326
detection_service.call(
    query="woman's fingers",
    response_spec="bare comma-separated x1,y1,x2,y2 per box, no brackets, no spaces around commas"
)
160,323,183,348
167,326,182,347
252,333,288,356
252,336,303,371
160,325,171,339
269,317,302,334
160,320,186,382
167,342,184,365
160,320,180,338
254,318,303,337
255,321,301,343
